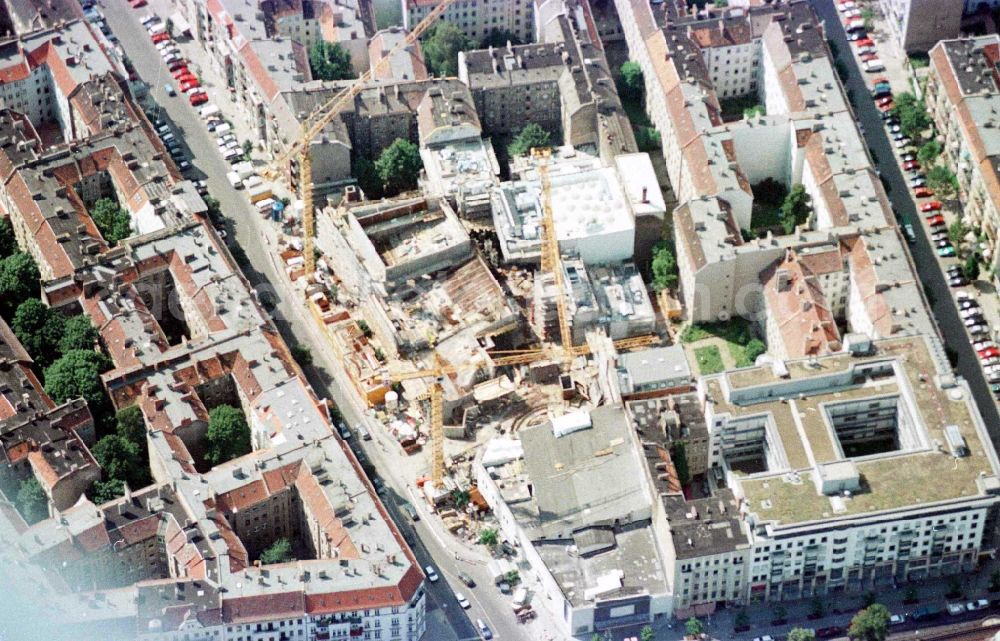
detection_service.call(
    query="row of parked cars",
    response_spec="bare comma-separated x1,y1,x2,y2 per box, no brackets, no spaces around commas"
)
839,1,884,72
140,14,208,107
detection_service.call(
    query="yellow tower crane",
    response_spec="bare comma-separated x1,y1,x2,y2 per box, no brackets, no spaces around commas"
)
263,0,461,276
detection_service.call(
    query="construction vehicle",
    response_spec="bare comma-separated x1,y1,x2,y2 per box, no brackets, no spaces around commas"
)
262,0,462,277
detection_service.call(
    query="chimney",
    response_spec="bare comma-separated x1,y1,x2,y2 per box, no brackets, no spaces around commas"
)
641,187,649,203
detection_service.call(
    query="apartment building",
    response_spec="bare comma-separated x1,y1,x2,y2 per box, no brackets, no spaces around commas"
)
402,0,535,44
926,36,1000,277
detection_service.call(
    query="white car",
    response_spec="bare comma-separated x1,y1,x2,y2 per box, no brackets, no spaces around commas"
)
424,565,439,582
961,307,983,319
889,614,906,625
838,0,857,10
140,14,159,26
752,636,775,641
454,591,471,609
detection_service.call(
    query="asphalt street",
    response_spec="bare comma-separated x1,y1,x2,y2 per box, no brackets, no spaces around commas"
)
812,0,1000,448
98,2,526,639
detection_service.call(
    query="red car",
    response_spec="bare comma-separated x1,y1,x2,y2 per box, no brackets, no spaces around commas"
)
876,96,893,107
180,80,200,93
903,160,921,171
151,32,170,44
130,0,147,7
856,38,875,48
177,72,197,84
921,200,942,212
877,101,895,113
168,60,187,72
171,67,190,80
980,347,1000,359
927,214,946,226
817,627,844,639
189,91,208,106
862,52,880,62
914,187,935,198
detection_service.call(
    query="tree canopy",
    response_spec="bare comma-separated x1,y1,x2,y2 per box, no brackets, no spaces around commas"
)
478,527,499,547
59,315,99,353
917,140,942,165
0,217,17,259
619,61,644,99
508,123,552,157
375,139,423,196
891,93,930,141
0,252,40,315
423,22,470,77
780,184,813,234
259,537,296,565
91,198,132,246
352,157,383,199
479,28,521,49
92,434,145,487
963,253,981,281
87,478,125,505
43,349,112,406
13,298,65,368
848,603,890,641
116,406,147,453
651,240,678,292
308,41,354,81
788,628,816,641
926,165,958,199
205,404,251,465
16,476,47,524
685,617,703,637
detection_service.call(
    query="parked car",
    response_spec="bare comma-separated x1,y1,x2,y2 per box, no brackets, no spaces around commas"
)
949,276,969,287
168,60,187,72
180,80,200,93
921,200,943,212
888,124,902,134
171,67,190,80
177,160,191,172
896,138,913,150
914,187,935,198
476,619,493,641
909,175,926,187
847,30,867,41
969,323,990,335
856,38,875,48
424,566,439,583
189,91,208,106
151,32,169,44
938,245,957,257
163,53,181,65
857,45,876,56
904,161,921,172
752,636,775,641
889,614,906,626
961,307,982,319
457,571,476,588
164,84,175,97
877,96,895,108
816,628,843,640
863,59,885,72
861,52,880,63
454,592,471,609
926,214,945,226
979,348,999,359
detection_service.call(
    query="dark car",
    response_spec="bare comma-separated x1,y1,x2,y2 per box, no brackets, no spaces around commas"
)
457,571,476,588
817,627,843,639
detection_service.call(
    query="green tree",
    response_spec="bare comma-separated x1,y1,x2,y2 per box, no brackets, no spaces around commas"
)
16,476,47,524
640,625,656,641
205,405,250,465
508,123,552,157
773,603,788,621
451,489,470,508
0,252,39,314
744,104,766,118
948,219,968,246
592,635,603,641
780,184,813,234
87,478,124,504
742,338,767,365
478,527,499,548
734,610,750,629
0,217,17,259
671,442,690,486
242,139,253,159
651,240,678,292
685,617,703,637
92,434,144,486
352,157,383,199
44,349,112,406
290,344,312,367
503,569,521,585
619,61,644,99
918,140,942,165
203,195,223,223
116,405,147,453
259,537,295,564
788,628,816,641
59,315,99,354
479,28,521,49
357,319,373,338
91,198,132,246
635,126,661,152
891,92,930,141
375,138,423,196
849,604,890,641
308,41,354,81
963,253,980,281
422,22,471,77
13,299,65,367
926,165,958,199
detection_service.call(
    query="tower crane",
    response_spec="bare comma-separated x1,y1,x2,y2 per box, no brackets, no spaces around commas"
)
263,0,461,277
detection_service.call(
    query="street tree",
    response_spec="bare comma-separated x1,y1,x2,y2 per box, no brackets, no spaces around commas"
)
13,299,65,367
290,344,313,367
917,140,942,165
375,139,422,196
508,123,552,157
259,538,295,564
780,184,813,234
788,628,816,641
91,198,132,246
640,625,656,641
422,22,471,77
16,476,47,523
205,405,251,465
59,315,99,354
848,603,890,641
478,527,499,548
308,41,354,81
963,253,980,281
685,617,703,638
926,165,958,199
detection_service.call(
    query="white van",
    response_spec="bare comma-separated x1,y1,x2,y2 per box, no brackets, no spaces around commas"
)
227,171,243,189
199,104,220,119
256,198,275,215
213,122,231,136
242,175,263,190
